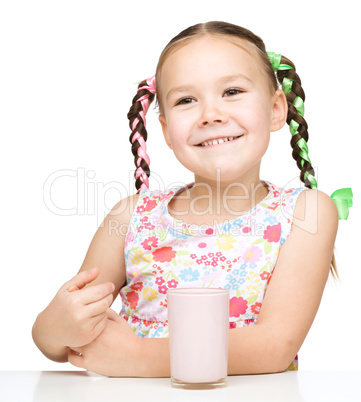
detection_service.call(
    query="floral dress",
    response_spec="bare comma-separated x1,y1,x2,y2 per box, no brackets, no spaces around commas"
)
120,179,307,371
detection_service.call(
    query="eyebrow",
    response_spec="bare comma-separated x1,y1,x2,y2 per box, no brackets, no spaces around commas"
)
166,73,253,101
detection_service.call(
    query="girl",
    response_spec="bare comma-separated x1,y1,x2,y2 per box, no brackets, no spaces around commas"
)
32,21,353,377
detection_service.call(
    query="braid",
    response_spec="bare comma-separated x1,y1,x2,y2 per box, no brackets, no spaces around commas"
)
268,52,339,278
127,77,156,193
270,54,317,190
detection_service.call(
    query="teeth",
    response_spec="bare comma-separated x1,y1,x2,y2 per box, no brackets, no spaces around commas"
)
201,136,239,147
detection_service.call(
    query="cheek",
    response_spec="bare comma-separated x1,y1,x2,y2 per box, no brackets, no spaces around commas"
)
241,102,272,130
167,118,191,144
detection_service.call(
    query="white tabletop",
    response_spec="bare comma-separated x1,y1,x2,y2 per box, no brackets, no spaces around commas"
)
1,371,360,402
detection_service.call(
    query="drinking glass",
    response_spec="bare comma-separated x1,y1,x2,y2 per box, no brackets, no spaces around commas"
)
167,288,230,390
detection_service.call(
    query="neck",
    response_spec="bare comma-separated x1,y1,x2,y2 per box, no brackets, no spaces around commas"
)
173,171,269,221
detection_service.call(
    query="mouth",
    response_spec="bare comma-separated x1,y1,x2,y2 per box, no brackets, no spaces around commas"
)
196,135,244,147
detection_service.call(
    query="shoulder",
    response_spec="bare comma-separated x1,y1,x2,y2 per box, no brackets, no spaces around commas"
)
107,192,141,227
77,193,142,292
292,188,339,237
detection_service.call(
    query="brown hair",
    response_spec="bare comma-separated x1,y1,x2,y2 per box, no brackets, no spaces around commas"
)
127,21,338,278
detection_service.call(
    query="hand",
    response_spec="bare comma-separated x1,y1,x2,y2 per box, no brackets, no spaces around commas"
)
42,267,115,349
68,309,145,377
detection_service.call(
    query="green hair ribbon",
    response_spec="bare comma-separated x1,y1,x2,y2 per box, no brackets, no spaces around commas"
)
267,51,353,220
330,188,353,220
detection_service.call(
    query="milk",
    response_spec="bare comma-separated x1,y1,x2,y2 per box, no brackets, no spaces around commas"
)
167,288,229,389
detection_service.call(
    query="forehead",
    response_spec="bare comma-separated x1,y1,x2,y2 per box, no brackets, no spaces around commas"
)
160,35,265,86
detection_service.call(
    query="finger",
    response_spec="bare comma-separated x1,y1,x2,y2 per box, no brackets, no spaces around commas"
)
68,349,85,368
64,267,100,292
106,308,123,323
81,282,115,305
86,293,114,317
91,313,109,339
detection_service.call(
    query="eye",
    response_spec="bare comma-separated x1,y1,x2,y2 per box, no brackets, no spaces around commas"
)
175,97,195,106
223,88,244,97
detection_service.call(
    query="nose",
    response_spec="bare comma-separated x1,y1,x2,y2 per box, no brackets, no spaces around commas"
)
198,102,228,127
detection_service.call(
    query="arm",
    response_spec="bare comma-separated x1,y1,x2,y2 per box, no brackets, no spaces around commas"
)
32,193,139,362
139,188,339,376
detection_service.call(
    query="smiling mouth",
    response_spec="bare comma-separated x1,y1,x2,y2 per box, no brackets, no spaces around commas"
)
196,135,243,147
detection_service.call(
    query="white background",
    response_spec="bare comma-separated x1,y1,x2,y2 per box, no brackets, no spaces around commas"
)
0,0,359,371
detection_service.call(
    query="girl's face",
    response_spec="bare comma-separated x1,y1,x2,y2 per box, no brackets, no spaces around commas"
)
158,35,286,183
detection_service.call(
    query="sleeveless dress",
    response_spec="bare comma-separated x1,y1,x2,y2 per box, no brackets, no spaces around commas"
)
120,179,308,371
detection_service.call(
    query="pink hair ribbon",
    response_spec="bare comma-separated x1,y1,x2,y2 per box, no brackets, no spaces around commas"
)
137,75,156,94
131,75,156,190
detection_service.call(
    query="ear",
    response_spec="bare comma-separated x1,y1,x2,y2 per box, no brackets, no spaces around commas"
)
270,89,288,132
159,114,172,149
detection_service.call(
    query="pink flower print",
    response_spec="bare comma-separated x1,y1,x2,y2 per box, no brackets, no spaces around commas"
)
260,271,270,282
273,190,280,197
136,205,145,213
243,245,262,263
220,256,226,262
131,316,141,324
268,202,279,211
229,322,237,329
244,319,255,325
201,255,207,261
155,277,165,286
211,261,218,267
140,216,149,223
216,252,222,257
190,254,197,259
196,259,203,264
141,236,158,250
205,261,211,265
263,222,281,243
143,196,150,203
208,252,214,257
144,199,157,212
152,246,176,262
129,282,143,292
251,302,262,314
158,285,168,294
229,297,248,318
165,191,175,200
126,291,139,309
144,221,155,229
167,279,178,288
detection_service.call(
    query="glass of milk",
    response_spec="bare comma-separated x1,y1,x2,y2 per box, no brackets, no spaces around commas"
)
167,288,230,389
